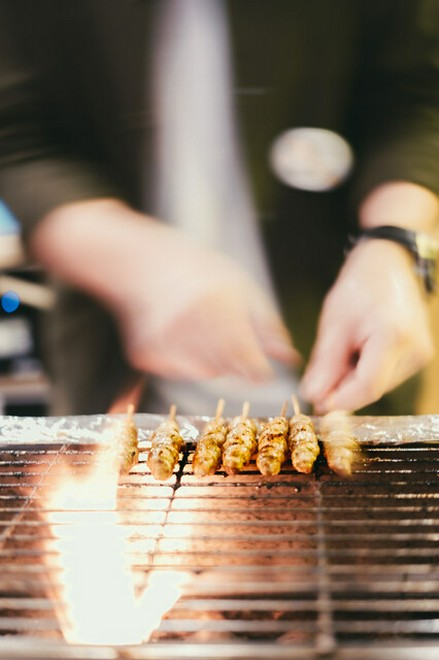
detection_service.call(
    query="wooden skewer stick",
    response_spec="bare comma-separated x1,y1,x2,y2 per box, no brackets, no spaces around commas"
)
215,398,225,419
291,394,301,416
169,403,177,422
241,401,250,419
280,400,288,418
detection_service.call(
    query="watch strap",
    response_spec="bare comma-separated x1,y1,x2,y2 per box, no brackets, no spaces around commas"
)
348,225,438,294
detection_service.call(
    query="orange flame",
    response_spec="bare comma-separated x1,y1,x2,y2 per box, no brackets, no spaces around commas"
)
46,437,187,646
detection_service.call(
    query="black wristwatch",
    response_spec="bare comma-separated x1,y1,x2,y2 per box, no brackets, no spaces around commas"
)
347,225,438,294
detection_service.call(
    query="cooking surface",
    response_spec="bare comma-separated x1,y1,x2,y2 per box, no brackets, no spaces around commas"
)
0,414,439,659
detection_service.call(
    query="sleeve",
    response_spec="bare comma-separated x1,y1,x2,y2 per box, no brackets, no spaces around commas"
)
349,0,439,206
0,2,118,243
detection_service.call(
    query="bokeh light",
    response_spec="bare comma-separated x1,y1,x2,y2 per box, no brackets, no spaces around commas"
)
1,290,20,313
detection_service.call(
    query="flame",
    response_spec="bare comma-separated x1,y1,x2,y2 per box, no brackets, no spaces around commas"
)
45,437,187,646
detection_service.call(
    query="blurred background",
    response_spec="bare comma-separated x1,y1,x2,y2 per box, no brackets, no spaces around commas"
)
1,1,438,418
0,200,52,415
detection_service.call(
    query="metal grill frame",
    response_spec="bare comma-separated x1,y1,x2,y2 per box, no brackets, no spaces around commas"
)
0,414,438,660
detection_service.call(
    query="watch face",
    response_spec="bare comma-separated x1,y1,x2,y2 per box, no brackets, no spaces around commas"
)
269,127,354,192
416,232,439,260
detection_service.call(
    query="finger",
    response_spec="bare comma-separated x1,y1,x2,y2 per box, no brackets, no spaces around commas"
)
204,311,275,381
262,335,302,366
256,321,302,366
316,332,404,412
129,342,224,380
145,302,274,382
299,325,355,404
190,288,287,380
249,293,302,366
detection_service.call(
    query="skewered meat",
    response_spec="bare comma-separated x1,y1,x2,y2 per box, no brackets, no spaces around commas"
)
256,415,289,476
320,410,359,477
115,412,139,475
222,408,257,475
288,413,320,474
106,405,138,475
147,416,183,481
193,417,228,477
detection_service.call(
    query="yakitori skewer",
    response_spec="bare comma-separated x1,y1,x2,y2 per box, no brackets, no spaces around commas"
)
288,395,320,474
256,401,289,476
320,409,360,477
147,404,184,481
192,399,229,477
114,403,139,475
222,401,258,475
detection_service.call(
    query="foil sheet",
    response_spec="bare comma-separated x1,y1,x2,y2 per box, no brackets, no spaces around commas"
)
1,413,439,446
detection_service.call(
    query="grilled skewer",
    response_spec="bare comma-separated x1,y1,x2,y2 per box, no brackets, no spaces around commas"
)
147,405,184,480
106,403,139,475
288,396,320,474
222,402,257,475
256,401,289,476
320,409,360,477
192,399,228,477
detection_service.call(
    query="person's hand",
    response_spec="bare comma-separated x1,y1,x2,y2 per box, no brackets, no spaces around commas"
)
299,238,435,412
30,199,300,382
115,218,300,381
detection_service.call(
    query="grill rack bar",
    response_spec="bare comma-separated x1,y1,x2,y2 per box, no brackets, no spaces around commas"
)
2,639,439,660
0,416,439,659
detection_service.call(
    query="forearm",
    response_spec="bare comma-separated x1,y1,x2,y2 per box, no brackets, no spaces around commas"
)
28,198,159,312
359,181,439,232
29,197,297,382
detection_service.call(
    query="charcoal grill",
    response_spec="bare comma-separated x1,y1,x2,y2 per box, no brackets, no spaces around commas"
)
0,413,439,659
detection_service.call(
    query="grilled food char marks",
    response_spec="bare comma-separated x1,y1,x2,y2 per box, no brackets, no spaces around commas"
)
256,415,289,476
144,404,359,481
117,413,139,474
192,416,229,477
288,413,320,475
147,410,184,481
108,404,139,475
222,404,258,475
192,399,228,478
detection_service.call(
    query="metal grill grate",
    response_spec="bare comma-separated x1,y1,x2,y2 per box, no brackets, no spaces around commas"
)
0,415,439,659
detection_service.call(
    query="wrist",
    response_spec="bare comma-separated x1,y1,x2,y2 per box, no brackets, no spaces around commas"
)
347,225,438,294
359,182,439,233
